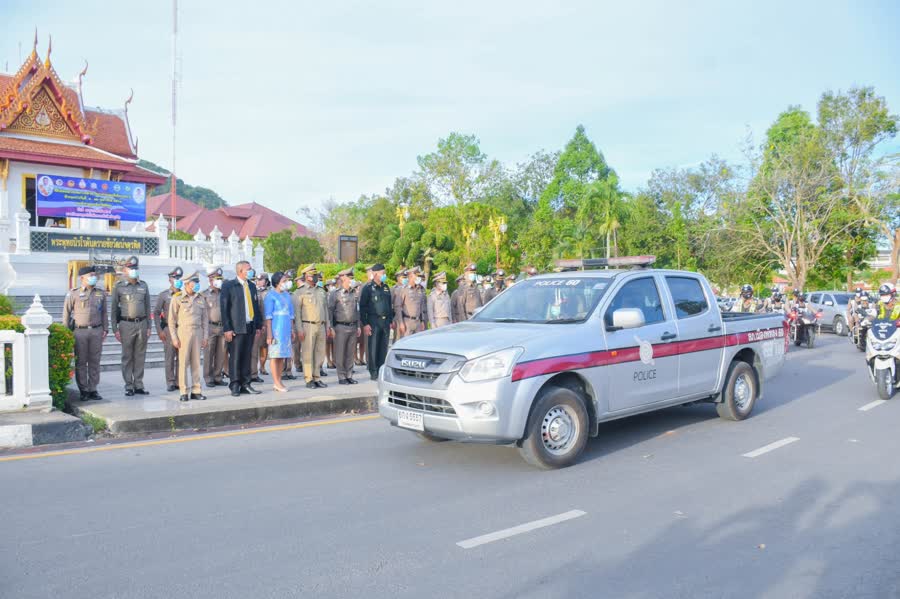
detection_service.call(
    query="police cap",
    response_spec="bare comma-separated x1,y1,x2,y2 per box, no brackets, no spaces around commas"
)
168,266,183,279
124,255,139,268
78,265,96,277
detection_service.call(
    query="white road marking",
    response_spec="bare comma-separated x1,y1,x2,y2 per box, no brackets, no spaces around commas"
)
742,437,800,458
456,509,586,549
858,400,887,412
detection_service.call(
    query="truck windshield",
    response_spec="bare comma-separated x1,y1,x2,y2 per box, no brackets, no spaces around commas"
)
473,277,611,323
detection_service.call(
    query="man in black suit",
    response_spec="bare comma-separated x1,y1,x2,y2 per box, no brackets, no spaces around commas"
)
220,260,264,396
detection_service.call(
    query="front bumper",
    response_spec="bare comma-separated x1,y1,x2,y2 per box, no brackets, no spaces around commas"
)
377,365,540,443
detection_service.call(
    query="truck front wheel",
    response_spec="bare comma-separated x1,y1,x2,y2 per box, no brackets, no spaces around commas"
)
716,361,758,421
518,386,589,470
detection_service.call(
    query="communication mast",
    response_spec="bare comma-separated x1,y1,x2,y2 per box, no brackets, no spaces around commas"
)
170,0,179,231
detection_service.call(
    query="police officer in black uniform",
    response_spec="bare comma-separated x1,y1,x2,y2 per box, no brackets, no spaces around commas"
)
358,263,394,381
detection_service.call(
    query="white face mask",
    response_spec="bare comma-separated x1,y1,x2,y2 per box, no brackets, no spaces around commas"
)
882,295,892,303
213,279,223,289
128,268,139,279
284,280,293,290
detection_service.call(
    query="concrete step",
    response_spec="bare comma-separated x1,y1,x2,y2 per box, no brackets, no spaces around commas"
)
0,410,91,449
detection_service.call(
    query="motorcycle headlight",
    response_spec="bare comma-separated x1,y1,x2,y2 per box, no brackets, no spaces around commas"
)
871,341,883,351
878,340,896,351
458,348,524,383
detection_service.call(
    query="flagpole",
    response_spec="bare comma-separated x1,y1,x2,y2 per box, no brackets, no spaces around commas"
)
170,0,178,232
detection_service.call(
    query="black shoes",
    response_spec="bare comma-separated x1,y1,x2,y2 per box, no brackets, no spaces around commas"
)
250,376,264,384
347,378,358,385
231,389,241,397
339,379,350,385
314,380,327,389
179,394,189,402
306,381,317,389
125,389,134,397
190,393,206,400
90,392,103,401
79,393,89,402
320,368,327,377
370,373,378,381
242,385,262,395
134,389,149,395
283,374,296,380
167,385,178,392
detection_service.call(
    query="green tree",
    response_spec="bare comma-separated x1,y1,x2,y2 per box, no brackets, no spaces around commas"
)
139,160,228,209
262,227,325,272
541,125,612,212
416,133,502,206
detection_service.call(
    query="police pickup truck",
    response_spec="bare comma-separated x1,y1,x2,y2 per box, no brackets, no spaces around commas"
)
378,257,787,469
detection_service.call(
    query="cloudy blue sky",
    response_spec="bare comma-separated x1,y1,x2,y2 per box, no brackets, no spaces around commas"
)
5,0,899,218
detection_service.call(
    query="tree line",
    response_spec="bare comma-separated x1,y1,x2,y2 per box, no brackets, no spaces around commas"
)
271,86,899,292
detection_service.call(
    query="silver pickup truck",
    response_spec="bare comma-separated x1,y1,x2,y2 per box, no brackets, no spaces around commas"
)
378,258,787,469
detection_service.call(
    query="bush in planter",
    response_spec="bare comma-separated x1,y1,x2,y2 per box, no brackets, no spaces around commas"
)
0,295,14,315
0,315,74,411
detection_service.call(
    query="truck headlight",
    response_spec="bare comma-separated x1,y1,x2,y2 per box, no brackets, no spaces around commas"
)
458,348,524,383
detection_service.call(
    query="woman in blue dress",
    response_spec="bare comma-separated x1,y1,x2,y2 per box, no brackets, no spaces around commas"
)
264,271,295,392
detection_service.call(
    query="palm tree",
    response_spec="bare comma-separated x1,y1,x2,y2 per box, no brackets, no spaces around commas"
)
584,175,625,259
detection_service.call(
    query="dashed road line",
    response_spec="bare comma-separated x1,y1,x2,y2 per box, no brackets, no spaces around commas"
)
742,437,800,458
456,510,586,549
858,400,888,412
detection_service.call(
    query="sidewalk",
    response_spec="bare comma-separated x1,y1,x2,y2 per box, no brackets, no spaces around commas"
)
68,365,378,434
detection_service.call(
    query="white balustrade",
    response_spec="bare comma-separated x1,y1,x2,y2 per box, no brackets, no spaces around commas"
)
0,295,52,411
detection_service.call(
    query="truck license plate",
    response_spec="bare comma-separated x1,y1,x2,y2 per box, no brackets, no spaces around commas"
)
397,409,424,431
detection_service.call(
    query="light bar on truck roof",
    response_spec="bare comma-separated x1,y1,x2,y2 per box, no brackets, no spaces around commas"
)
554,256,657,271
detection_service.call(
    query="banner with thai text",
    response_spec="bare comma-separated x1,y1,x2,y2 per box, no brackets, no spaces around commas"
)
36,174,147,222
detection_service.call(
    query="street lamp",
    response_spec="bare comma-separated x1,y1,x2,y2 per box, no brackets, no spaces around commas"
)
489,216,507,269
397,205,410,235
462,225,477,263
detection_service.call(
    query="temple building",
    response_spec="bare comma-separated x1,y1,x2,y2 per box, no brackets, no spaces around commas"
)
0,38,264,297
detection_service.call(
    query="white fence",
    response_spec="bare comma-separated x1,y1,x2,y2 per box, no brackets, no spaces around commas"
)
0,295,53,412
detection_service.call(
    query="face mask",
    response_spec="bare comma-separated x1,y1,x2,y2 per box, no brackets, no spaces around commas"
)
173,279,183,290
316,280,324,288
882,296,892,303
128,268,139,279
213,279,223,289
549,304,561,318
483,283,491,289
468,273,476,282
380,274,387,283
86,276,98,287
284,280,293,290
401,278,408,286
247,269,255,279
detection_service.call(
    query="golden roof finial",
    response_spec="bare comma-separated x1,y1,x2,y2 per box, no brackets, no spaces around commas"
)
31,28,38,57
44,35,52,68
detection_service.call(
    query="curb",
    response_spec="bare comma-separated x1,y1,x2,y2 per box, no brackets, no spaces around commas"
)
0,410,91,449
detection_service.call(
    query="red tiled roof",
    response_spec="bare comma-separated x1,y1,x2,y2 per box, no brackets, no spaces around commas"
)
0,135,131,166
85,109,136,158
146,196,310,239
146,192,204,219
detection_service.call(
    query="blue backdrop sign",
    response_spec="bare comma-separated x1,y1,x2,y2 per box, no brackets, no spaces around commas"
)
36,174,147,222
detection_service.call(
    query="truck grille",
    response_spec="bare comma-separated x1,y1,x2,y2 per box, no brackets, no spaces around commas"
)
392,368,441,383
388,391,456,416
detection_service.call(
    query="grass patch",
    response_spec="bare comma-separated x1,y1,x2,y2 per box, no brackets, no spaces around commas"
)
80,412,108,434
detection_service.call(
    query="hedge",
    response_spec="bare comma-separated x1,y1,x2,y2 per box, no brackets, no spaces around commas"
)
0,295,14,315
0,315,74,411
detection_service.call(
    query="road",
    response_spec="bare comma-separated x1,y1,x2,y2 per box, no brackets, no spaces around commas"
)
2,334,898,599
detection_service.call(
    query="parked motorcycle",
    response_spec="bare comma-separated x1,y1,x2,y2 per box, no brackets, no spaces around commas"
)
789,306,821,349
866,318,900,400
851,307,876,352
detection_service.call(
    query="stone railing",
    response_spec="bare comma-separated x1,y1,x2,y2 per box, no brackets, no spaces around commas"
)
8,213,264,271
0,295,53,412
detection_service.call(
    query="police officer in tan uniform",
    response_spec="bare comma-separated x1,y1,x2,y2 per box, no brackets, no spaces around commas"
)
391,268,407,342
202,267,227,387
154,266,183,392
328,267,360,385
250,272,269,383
295,264,330,388
110,255,151,397
63,265,108,401
169,271,209,402
398,267,427,337
450,274,465,323
460,263,484,320
427,271,453,329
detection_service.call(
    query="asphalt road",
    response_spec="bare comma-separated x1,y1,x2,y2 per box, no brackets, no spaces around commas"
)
2,334,898,599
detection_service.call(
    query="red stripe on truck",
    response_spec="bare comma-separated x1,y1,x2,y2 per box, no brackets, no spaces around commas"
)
510,324,785,382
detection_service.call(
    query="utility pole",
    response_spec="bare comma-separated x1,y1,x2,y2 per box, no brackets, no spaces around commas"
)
170,0,179,232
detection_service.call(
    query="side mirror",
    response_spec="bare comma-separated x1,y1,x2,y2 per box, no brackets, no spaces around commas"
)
610,308,645,330
824,300,834,307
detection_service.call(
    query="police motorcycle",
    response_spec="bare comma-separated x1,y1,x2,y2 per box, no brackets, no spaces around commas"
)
766,288,787,315
851,302,876,352
867,285,900,400
788,293,821,349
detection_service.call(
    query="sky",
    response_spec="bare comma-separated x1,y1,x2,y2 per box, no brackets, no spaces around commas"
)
5,0,900,221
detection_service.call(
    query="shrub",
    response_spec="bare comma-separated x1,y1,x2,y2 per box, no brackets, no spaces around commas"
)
0,315,74,411
0,295,14,315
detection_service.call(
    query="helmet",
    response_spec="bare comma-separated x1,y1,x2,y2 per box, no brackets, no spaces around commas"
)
772,291,783,301
740,284,753,299
792,288,801,297
797,292,807,302
879,283,896,299
855,287,864,296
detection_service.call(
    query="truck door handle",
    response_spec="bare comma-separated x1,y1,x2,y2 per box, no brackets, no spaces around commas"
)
660,332,677,341
708,325,722,333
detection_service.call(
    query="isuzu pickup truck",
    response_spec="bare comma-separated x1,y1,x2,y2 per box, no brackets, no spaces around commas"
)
378,257,787,469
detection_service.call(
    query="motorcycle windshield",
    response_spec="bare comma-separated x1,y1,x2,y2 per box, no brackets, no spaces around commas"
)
870,319,899,342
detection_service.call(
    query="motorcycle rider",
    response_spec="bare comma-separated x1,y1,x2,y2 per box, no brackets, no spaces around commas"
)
788,288,803,311
847,287,865,336
731,284,761,313
876,283,900,320
768,288,786,314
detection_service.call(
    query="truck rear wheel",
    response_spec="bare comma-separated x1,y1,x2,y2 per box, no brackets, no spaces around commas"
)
716,361,758,421
833,316,846,337
518,386,589,470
